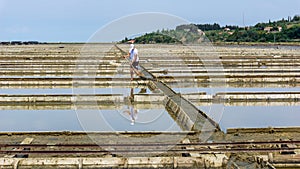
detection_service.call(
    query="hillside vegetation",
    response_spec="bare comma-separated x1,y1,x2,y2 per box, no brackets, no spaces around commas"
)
121,15,300,44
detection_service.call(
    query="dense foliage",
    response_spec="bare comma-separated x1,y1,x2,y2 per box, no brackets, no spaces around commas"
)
121,15,300,43
121,32,181,44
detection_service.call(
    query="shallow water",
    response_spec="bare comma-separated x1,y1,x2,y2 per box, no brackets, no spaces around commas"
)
1,44,299,134
0,85,299,132
0,105,181,132
99,108,181,131
199,104,300,132
0,109,82,131
173,87,300,95
0,87,150,95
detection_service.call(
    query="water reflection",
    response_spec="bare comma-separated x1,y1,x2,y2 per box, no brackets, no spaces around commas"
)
0,86,181,132
198,104,300,132
1,84,299,132
0,87,150,95
123,105,138,125
0,110,82,132
123,88,138,125
120,87,167,127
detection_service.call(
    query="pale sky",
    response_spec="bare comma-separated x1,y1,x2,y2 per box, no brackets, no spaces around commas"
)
0,0,299,42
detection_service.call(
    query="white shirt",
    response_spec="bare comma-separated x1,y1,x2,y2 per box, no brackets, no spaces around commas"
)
129,48,139,62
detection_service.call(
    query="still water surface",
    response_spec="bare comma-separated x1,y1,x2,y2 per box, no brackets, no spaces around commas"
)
0,87,299,132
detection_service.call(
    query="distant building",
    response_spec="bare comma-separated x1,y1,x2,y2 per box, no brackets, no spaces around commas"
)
264,26,283,33
264,26,273,33
224,28,231,31
127,39,135,44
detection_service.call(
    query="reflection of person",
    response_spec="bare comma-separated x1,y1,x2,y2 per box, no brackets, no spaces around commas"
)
123,105,138,125
124,44,139,80
130,87,134,101
123,88,138,125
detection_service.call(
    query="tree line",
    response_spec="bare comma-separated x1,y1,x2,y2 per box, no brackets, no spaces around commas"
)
121,15,300,43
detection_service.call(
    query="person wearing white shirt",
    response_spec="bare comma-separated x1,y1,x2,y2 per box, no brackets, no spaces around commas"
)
125,44,140,80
